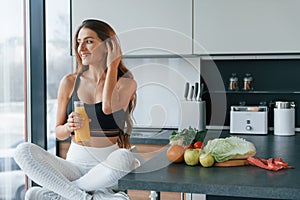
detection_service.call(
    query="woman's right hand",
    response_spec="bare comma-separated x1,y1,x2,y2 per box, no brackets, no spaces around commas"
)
106,36,121,69
66,112,84,133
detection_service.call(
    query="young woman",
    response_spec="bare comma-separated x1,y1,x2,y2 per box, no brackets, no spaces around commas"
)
14,19,137,200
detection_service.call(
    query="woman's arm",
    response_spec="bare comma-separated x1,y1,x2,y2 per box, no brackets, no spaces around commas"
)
113,77,137,111
55,74,76,140
102,66,118,114
102,70,137,114
102,37,137,114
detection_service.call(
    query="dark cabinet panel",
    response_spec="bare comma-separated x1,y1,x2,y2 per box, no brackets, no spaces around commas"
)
201,58,300,128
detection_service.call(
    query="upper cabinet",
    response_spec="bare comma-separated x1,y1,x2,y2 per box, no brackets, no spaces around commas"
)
72,0,193,56
194,0,300,55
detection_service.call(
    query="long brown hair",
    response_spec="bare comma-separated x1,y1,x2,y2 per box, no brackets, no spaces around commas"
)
74,19,136,149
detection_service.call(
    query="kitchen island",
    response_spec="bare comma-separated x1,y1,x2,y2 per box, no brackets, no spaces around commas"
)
121,131,300,199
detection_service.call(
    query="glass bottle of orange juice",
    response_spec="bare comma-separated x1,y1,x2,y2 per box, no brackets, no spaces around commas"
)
74,101,90,142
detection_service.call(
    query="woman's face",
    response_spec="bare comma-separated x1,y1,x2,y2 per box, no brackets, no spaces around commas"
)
77,27,107,66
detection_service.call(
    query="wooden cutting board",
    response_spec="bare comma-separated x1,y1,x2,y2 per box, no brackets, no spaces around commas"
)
214,159,249,167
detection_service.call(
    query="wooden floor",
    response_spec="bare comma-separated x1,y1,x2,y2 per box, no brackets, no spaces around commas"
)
128,190,183,200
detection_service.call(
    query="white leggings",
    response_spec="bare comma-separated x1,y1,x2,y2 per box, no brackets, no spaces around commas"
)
14,142,135,200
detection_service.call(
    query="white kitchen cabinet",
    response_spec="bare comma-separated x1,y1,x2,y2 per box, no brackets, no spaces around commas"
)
72,0,193,56
194,0,300,55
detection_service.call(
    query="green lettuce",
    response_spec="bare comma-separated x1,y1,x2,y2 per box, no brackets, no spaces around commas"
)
203,136,256,162
169,127,206,146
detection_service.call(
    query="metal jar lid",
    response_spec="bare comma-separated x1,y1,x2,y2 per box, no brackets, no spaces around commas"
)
275,101,295,109
229,73,238,81
243,76,253,82
243,73,253,82
230,77,238,82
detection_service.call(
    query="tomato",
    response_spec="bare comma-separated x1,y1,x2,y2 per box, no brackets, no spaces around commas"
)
193,141,203,149
184,145,194,151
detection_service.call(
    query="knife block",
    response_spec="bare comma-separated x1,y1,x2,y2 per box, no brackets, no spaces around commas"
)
178,101,206,131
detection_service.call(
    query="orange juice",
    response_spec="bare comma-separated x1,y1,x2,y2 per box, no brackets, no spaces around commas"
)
74,101,90,142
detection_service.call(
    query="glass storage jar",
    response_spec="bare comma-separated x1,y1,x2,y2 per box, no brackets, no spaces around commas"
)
228,73,239,91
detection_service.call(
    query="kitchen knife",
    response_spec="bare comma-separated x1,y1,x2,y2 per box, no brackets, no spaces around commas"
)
194,82,199,101
198,83,204,101
190,85,194,101
184,82,189,101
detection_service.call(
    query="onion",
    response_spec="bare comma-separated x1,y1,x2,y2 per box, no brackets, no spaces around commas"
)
166,145,184,163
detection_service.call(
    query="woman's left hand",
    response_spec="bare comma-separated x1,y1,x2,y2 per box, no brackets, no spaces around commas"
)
106,36,122,69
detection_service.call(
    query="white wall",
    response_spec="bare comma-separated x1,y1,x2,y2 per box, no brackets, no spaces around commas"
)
124,57,200,128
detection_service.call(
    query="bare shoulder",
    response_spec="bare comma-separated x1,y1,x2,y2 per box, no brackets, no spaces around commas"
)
118,77,137,90
58,73,77,97
60,73,76,86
